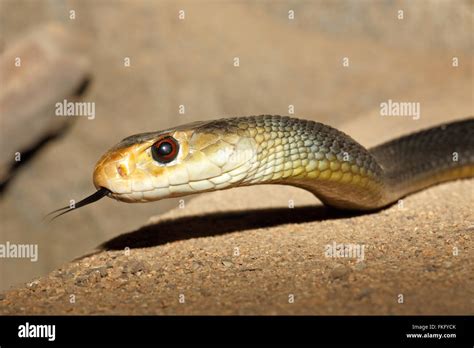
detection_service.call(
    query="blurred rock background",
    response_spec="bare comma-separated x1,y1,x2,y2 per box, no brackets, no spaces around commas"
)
0,0,472,291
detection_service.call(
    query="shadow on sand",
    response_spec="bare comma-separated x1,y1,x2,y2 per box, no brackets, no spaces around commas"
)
99,205,367,251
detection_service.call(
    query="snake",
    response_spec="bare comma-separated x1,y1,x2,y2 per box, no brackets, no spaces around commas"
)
48,115,474,219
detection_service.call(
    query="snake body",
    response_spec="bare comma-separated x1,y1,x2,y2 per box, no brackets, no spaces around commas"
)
87,115,473,211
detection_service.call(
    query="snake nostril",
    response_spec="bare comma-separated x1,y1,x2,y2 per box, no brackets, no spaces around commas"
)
116,159,136,178
117,164,127,177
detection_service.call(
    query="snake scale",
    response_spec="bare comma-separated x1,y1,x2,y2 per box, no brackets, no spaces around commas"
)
49,115,474,219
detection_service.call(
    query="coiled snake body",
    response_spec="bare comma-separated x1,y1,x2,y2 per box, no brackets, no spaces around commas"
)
49,115,474,218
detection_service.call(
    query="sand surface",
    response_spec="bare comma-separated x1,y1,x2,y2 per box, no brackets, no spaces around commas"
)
0,1,472,314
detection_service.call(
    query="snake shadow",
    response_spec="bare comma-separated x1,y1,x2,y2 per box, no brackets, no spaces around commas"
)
99,205,367,250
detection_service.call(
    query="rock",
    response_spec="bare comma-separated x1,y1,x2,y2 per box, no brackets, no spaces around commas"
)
354,262,366,271
125,260,148,274
87,266,109,278
356,288,373,300
330,265,351,280
221,260,232,267
443,261,453,269
0,22,90,185
74,276,89,287
26,280,40,290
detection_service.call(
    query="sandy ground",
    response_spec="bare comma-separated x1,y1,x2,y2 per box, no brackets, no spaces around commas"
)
0,1,473,314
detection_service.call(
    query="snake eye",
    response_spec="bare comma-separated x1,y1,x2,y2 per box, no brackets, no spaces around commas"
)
151,136,179,164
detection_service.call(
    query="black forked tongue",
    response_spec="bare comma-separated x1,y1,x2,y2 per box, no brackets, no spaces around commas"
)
45,188,111,222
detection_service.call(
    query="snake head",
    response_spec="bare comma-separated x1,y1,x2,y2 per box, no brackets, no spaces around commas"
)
93,121,257,203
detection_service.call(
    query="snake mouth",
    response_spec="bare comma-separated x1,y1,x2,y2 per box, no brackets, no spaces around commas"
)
45,187,111,221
